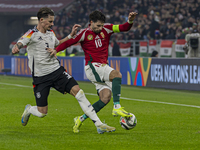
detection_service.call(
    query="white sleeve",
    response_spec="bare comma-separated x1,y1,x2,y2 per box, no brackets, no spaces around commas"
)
17,29,33,46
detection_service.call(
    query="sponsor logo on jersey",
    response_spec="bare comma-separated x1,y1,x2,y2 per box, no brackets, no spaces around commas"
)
38,36,43,40
95,35,100,39
87,34,93,40
100,32,105,38
49,36,53,41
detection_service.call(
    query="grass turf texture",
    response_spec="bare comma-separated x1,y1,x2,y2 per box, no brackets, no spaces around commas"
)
0,75,200,150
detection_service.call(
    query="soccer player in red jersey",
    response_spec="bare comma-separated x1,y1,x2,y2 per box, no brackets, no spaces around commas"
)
47,10,137,133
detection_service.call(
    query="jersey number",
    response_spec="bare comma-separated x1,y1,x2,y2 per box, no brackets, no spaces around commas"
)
95,39,102,48
45,43,49,48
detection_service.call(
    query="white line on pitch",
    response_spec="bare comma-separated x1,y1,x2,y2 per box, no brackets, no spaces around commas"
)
1,82,200,109
0,82,32,88
85,93,200,109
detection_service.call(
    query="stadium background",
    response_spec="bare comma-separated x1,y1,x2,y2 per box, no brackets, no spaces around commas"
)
1,0,200,91
1,1,200,150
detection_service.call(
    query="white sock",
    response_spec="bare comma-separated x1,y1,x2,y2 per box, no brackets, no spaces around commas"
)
28,106,46,118
114,104,121,109
75,89,102,126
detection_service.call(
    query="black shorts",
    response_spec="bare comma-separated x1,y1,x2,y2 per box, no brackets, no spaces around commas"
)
32,66,78,107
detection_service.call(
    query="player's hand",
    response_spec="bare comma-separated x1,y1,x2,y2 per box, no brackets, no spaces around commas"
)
46,48,57,58
128,12,138,22
12,44,20,54
70,24,81,37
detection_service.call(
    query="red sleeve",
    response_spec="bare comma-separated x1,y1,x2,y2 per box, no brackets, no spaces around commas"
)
56,38,77,52
119,22,133,32
56,29,85,52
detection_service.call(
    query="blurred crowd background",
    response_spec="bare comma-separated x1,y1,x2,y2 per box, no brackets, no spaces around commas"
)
2,0,200,56
53,0,200,41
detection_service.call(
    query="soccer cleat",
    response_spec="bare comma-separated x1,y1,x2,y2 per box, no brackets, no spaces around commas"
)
21,104,31,126
112,107,133,118
73,116,83,133
97,124,116,134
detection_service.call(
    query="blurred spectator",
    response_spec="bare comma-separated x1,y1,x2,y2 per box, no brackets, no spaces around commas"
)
151,50,158,57
44,0,200,42
111,39,121,56
185,29,200,58
69,48,78,57
142,24,150,40
56,49,67,57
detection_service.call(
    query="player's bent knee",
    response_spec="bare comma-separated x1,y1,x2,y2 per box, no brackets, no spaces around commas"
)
101,94,111,104
117,72,122,78
70,85,81,96
110,70,122,79
75,89,85,100
99,89,111,104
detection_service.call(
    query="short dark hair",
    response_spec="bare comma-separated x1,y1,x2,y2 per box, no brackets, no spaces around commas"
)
37,7,55,20
89,10,106,23
151,50,158,57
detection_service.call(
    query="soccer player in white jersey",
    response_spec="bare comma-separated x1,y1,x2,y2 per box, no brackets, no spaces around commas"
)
12,7,115,134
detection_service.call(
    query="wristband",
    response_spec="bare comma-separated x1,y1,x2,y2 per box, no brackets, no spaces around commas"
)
128,20,133,24
16,44,20,49
67,34,72,39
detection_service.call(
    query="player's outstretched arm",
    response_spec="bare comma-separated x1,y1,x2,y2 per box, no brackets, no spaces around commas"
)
128,12,137,23
70,24,81,37
12,42,23,54
59,24,81,45
112,12,138,33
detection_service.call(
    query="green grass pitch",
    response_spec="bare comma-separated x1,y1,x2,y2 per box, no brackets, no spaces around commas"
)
0,75,200,150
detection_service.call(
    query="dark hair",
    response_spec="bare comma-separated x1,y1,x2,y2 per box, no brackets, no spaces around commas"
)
37,7,55,20
89,10,106,23
151,50,158,57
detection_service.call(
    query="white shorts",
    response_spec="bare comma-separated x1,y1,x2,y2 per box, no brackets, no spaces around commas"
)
84,63,114,93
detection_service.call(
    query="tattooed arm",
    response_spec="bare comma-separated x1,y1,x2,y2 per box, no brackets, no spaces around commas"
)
12,42,23,54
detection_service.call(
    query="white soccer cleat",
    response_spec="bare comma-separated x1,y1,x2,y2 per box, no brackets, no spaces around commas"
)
21,104,31,126
97,124,116,134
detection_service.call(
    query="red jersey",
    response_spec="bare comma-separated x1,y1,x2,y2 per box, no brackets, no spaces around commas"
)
56,22,133,65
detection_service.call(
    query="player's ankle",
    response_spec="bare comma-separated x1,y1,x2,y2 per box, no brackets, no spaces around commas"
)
114,103,121,109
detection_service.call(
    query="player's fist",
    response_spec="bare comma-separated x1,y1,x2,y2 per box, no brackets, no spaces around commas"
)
71,24,81,37
12,44,20,54
128,12,138,22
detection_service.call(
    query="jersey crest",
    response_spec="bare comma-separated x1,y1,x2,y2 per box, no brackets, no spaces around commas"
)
87,34,93,40
100,32,105,38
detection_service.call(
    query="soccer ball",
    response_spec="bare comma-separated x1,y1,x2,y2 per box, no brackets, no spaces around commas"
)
120,113,137,130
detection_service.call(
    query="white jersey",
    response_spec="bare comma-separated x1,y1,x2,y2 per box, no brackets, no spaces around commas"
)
18,26,60,77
